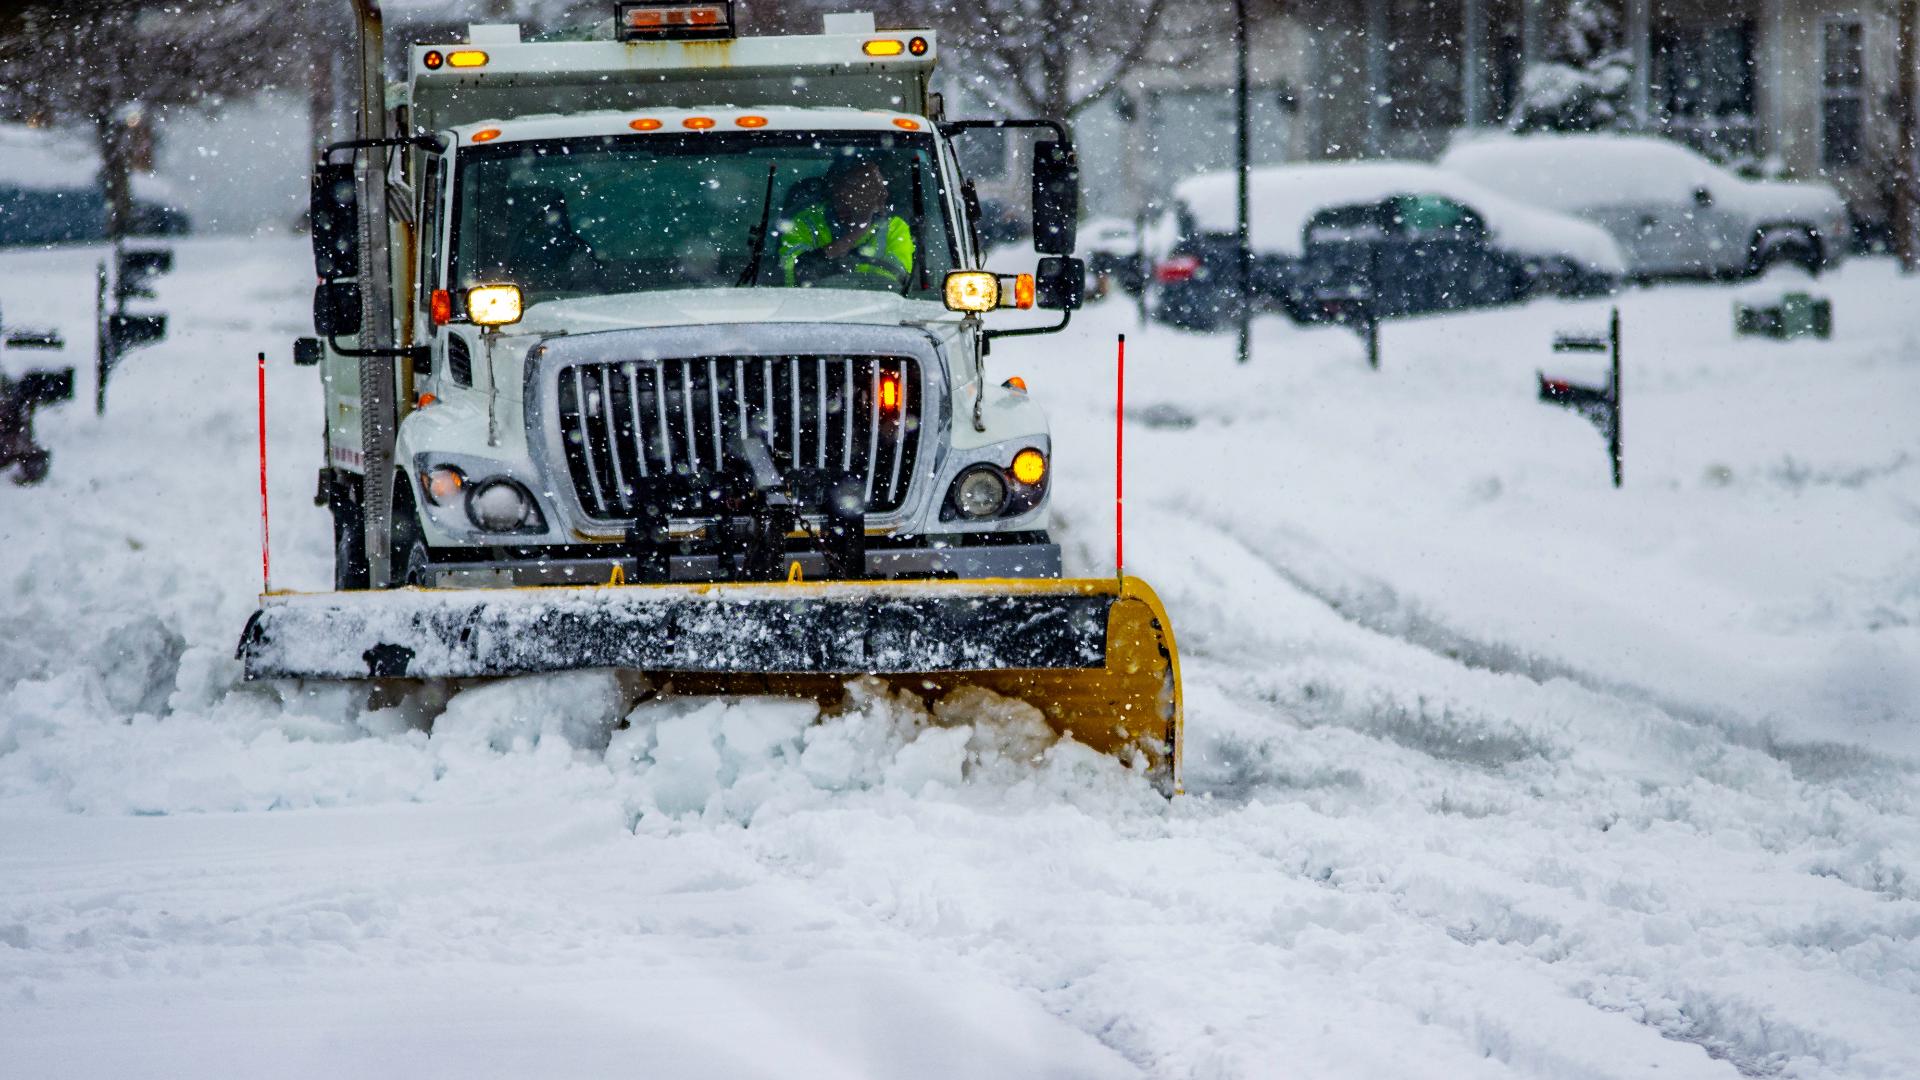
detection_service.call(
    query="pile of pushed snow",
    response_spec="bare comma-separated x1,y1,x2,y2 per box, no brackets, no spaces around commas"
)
1167,160,1626,273
606,678,1153,822
0,658,1157,818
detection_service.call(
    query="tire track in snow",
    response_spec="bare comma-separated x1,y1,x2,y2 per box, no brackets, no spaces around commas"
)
1085,506,1920,1078
1169,498,1920,789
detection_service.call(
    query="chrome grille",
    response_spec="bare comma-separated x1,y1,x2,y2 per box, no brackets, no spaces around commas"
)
555,355,922,520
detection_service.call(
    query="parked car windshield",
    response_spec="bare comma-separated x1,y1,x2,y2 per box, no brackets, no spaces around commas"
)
451,131,957,305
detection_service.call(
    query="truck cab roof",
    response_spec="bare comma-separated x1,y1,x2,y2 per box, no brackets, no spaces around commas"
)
406,19,938,132
447,107,936,147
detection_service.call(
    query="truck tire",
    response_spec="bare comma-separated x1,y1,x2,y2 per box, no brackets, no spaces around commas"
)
329,474,371,591
388,477,435,588
1749,227,1821,278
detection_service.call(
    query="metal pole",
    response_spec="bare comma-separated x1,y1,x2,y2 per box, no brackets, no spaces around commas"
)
1899,0,1919,272
1609,307,1623,488
1234,0,1252,365
1463,0,1486,129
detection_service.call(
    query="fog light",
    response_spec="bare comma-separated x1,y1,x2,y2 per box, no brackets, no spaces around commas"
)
1010,448,1046,486
953,466,1007,519
421,465,464,506
467,478,538,532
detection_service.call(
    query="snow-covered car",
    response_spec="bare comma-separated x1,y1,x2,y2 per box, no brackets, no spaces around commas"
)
0,123,191,247
1147,161,1624,332
1440,132,1850,280
1079,216,1144,295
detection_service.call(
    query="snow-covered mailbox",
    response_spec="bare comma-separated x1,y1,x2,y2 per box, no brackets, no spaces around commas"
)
1537,308,1622,488
0,300,73,484
93,246,172,414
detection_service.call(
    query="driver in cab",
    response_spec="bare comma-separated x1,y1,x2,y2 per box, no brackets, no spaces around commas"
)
778,157,914,289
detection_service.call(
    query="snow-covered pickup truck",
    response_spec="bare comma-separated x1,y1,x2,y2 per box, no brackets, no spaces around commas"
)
1441,132,1852,280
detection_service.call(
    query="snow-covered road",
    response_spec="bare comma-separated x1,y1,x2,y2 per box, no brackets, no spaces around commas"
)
2,238,1916,1078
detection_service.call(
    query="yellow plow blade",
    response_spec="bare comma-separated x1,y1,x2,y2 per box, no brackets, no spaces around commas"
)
239,576,1183,794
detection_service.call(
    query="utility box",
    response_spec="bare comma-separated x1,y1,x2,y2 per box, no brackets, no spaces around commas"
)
1735,291,1832,340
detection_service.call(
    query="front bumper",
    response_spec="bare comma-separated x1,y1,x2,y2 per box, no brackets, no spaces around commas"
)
426,538,1062,588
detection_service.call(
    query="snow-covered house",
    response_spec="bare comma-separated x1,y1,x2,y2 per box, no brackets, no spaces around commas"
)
1295,0,1902,232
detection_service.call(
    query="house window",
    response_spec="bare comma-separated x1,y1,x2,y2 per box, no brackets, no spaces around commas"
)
1822,20,1865,168
1652,22,1755,118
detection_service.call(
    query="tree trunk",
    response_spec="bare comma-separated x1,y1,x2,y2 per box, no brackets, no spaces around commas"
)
94,112,135,243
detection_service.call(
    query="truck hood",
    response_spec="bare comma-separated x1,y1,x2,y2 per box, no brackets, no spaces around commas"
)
514,288,953,336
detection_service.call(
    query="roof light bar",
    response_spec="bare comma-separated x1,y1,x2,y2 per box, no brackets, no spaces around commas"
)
616,1,734,41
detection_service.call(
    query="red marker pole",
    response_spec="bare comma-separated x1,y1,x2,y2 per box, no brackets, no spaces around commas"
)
257,351,271,595
1115,333,1125,584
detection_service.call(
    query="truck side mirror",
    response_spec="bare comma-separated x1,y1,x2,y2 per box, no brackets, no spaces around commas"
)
293,337,324,366
1034,256,1084,310
1032,139,1078,255
311,163,360,280
313,281,363,338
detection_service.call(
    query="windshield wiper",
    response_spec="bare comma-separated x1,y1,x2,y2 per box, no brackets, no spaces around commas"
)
736,162,779,287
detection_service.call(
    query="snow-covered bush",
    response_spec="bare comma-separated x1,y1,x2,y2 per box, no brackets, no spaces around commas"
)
1509,0,1634,134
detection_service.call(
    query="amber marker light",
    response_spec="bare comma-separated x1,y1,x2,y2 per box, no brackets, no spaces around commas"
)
466,284,524,327
908,36,929,55
683,116,717,130
863,39,905,56
878,371,903,413
735,115,768,128
892,117,921,131
421,465,464,505
448,50,488,68
628,117,663,131
943,270,998,312
422,50,444,69
1003,376,1028,392
470,127,501,143
430,289,452,326
1013,273,1035,309
1011,448,1047,486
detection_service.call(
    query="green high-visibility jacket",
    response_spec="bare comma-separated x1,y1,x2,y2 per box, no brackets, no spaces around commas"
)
778,207,915,287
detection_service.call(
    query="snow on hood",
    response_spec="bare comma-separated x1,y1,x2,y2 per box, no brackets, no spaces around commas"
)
513,287,952,336
1171,160,1626,273
1440,132,1847,222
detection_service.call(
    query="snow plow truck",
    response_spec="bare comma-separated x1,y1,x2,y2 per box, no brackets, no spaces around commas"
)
238,2,1183,793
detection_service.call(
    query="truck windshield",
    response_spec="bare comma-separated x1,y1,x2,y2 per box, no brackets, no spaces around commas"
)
451,131,957,305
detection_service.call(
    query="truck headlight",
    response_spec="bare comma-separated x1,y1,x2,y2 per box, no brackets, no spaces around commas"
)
466,284,523,327
951,465,1008,519
467,478,543,532
944,271,999,313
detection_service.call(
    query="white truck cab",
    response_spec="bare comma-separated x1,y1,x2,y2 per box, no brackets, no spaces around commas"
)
302,6,1085,589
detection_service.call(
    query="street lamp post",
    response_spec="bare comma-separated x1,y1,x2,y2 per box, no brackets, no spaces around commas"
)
1235,0,1252,364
